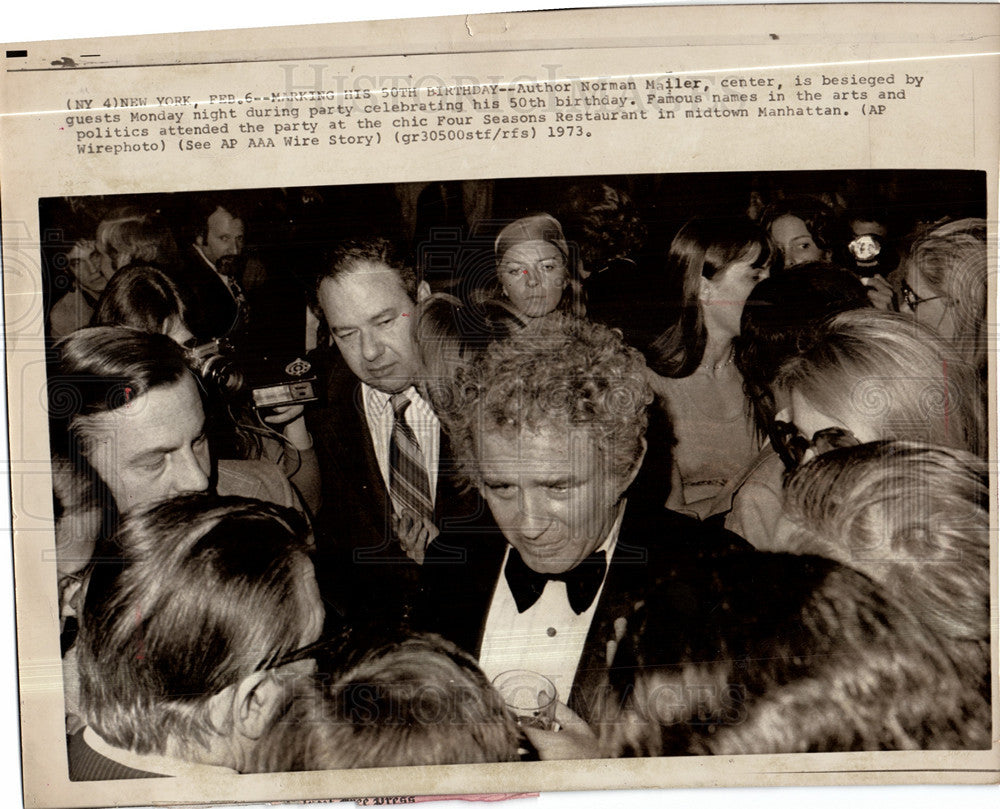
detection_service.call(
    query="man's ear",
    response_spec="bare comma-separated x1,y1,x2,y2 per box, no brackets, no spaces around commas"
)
416,280,431,303
232,670,287,741
195,233,205,248
616,437,647,499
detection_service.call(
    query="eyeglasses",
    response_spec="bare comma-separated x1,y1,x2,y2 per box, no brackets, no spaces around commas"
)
772,421,861,470
256,626,353,673
899,278,949,313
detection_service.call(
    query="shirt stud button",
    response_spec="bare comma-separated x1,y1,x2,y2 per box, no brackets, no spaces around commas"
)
547,627,557,637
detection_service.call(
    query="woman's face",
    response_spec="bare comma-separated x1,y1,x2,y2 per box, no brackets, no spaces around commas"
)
497,240,568,318
770,214,826,268
901,261,956,341
701,245,769,339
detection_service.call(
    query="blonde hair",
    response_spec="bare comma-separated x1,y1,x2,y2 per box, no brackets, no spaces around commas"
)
774,309,985,457
782,440,989,645
902,218,988,378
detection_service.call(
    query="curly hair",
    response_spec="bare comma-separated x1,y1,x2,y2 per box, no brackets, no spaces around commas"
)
759,195,835,271
447,312,652,489
560,181,647,271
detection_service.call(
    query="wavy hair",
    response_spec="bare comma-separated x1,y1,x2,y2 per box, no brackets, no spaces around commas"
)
759,194,835,270
781,440,989,645
91,264,190,335
773,309,985,457
447,312,652,490
901,217,988,379
560,181,647,272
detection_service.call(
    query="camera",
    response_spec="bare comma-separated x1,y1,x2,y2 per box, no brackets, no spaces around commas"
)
185,339,318,409
186,338,245,396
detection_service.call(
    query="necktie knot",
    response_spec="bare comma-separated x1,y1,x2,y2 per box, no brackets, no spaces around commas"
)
390,392,411,421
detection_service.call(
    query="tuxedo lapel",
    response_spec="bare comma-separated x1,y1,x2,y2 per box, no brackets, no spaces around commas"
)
569,502,652,723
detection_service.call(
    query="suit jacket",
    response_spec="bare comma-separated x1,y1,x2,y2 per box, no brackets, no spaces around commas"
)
305,348,488,630
169,247,241,341
216,458,298,510
416,498,752,723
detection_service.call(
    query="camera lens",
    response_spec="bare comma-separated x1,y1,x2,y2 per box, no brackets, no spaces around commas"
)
202,354,244,396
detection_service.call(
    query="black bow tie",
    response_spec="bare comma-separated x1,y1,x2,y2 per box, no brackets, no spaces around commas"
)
504,548,608,615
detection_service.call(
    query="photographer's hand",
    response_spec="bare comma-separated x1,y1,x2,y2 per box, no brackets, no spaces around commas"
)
263,405,313,450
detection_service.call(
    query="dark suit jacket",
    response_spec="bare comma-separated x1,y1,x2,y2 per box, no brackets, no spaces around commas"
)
168,247,241,341
305,348,489,631
416,499,752,723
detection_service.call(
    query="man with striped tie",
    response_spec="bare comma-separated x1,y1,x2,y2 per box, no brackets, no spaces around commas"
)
307,237,483,631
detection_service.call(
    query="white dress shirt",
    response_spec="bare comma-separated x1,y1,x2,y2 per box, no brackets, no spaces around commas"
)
477,504,625,703
362,383,440,511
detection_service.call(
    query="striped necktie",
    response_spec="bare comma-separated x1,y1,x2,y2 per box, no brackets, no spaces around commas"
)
389,393,434,523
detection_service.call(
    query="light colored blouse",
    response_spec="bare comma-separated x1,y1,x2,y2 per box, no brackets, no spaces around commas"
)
653,364,760,519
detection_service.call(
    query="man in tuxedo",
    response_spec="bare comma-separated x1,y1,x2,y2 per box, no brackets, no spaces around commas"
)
419,313,750,727
306,237,484,630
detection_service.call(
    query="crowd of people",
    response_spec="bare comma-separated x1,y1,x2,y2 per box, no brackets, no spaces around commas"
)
41,176,991,778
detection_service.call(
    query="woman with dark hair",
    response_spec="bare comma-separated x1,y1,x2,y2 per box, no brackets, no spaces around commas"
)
759,195,834,272
91,263,195,344
723,263,871,547
646,216,770,518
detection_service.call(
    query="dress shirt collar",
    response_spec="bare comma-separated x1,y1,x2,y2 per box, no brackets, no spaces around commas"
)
82,726,239,778
363,383,424,416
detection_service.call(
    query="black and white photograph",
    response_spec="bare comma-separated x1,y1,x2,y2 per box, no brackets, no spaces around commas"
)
2,5,998,809
35,168,992,776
